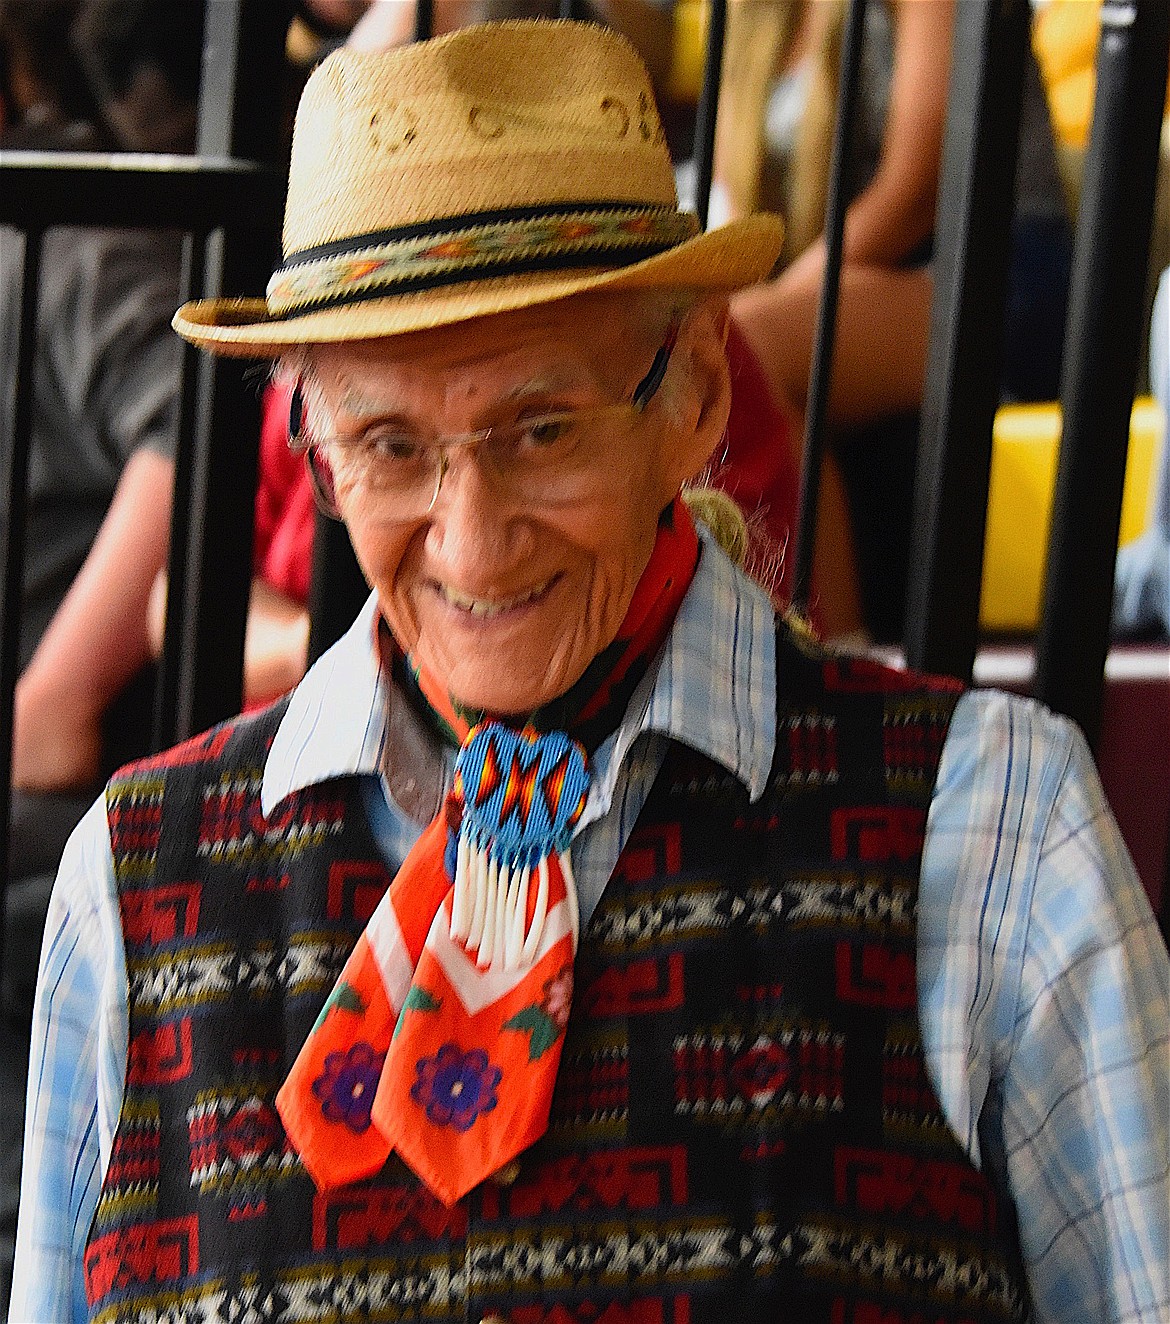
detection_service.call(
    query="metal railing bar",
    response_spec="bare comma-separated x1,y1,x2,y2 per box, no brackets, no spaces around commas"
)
154,230,209,750
197,0,243,156
167,230,272,741
902,0,1031,678
415,0,435,41
198,0,294,164
0,228,44,961
159,0,250,738
790,0,867,615
307,519,368,666
692,0,728,231
0,153,284,232
1034,0,1170,750
163,0,292,739
0,148,262,173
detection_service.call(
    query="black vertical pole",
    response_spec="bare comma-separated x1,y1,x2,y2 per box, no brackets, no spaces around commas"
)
903,0,1030,678
305,0,401,664
161,0,291,742
0,229,43,968
692,0,728,231
790,0,867,614
307,518,369,665
155,231,206,749
1034,1,1170,750
414,0,435,41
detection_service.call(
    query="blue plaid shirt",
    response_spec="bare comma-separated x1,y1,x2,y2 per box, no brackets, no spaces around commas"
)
11,531,1169,1324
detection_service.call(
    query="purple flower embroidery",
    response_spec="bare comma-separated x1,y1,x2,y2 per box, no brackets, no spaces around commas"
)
411,1043,501,1132
312,1041,385,1133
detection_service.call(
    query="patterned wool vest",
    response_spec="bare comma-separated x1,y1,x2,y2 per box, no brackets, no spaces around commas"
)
86,626,1032,1324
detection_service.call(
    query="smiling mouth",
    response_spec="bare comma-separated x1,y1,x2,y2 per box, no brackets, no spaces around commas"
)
438,575,557,619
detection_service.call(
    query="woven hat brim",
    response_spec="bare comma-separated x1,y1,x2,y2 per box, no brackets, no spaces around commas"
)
172,214,783,358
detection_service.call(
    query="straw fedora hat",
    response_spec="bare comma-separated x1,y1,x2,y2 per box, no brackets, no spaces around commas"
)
173,19,783,357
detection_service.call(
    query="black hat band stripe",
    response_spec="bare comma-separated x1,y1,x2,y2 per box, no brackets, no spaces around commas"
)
266,206,700,318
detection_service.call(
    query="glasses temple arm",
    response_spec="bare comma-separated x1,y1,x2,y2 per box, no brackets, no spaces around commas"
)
631,320,680,412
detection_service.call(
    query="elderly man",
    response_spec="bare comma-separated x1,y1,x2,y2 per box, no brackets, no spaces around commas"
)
11,20,1169,1324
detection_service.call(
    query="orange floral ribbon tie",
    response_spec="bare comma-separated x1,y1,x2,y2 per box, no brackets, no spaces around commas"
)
277,722,590,1205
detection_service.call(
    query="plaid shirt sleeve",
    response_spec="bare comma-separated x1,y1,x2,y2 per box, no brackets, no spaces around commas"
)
921,689,1170,1324
9,795,127,1324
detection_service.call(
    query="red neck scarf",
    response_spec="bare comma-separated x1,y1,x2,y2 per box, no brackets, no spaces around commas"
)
277,499,699,1204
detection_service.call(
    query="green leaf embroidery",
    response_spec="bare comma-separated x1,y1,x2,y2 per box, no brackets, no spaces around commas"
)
312,981,366,1035
392,985,441,1039
503,1005,562,1062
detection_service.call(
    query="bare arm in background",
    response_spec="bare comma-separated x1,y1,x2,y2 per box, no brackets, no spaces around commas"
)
240,580,311,707
833,0,951,266
12,447,174,792
147,573,310,711
732,0,952,428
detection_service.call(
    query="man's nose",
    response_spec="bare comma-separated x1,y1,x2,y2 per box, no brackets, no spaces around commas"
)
425,443,530,574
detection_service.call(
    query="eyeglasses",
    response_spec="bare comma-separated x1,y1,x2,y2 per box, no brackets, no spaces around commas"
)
289,322,679,520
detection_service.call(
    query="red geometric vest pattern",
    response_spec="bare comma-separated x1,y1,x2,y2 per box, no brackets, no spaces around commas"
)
86,626,1032,1324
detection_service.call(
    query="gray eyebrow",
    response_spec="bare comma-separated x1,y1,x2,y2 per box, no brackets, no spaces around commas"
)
331,370,587,422
498,373,582,405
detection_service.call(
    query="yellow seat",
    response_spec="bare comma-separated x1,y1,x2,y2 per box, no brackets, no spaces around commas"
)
668,0,708,105
979,398,1163,633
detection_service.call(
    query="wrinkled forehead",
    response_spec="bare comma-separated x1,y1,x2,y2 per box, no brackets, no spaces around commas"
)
294,289,676,417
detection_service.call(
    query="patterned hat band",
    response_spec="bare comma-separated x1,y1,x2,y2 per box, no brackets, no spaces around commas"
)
266,202,701,319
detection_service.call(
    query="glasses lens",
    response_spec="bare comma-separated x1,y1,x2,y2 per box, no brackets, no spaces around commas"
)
481,410,628,504
319,402,640,517
327,430,440,518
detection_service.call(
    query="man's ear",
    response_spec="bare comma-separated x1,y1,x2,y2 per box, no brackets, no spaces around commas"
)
668,294,733,488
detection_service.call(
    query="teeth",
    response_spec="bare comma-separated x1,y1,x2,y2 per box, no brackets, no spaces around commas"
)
441,578,552,618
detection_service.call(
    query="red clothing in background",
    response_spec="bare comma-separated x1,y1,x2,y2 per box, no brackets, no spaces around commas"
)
708,318,799,595
254,378,314,605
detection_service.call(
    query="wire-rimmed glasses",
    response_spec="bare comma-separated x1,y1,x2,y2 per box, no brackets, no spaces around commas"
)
289,322,679,520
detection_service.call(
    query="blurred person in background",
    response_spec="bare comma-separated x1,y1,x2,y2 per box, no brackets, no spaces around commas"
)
0,0,103,149
718,0,1073,640
0,0,202,1306
70,0,203,155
